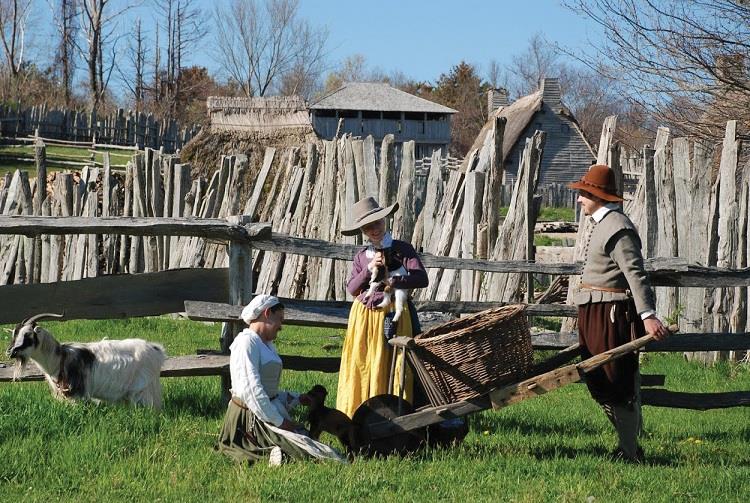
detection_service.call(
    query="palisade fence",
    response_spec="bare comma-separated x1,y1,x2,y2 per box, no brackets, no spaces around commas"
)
0,104,200,153
1,114,749,365
1,217,750,412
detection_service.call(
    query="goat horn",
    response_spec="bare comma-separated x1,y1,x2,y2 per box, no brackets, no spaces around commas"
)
21,313,65,325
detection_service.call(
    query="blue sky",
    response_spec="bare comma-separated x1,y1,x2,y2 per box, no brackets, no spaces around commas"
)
32,0,602,97
293,0,600,83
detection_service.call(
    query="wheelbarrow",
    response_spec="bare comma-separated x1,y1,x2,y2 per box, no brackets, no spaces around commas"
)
350,328,663,457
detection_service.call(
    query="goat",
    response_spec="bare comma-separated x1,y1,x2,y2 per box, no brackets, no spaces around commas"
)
362,248,408,322
7,313,166,410
305,384,358,453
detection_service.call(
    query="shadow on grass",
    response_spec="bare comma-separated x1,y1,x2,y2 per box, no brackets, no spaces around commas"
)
164,388,226,419
471,413,603,436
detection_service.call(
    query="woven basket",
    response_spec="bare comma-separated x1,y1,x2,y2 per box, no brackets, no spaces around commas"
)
411,304,533,405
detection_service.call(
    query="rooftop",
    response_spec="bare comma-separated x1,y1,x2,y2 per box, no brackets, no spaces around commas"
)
310,82,457,114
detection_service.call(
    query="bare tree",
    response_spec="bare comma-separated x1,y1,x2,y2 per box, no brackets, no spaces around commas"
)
151,0,206,120
565,0,750,140
213,0,328,97
117,16,146,112
79,0,138,114
0,0,33,100
53,0,78,107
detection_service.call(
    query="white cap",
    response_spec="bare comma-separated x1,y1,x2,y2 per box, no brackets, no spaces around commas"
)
240,295,281,324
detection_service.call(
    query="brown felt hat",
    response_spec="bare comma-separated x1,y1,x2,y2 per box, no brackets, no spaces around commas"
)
341,197,399,236
568,164,623,202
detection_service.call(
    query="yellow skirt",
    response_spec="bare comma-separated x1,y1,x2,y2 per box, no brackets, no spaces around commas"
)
336,300,414,418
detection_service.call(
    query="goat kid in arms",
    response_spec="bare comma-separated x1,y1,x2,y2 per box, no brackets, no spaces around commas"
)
7,313,166,409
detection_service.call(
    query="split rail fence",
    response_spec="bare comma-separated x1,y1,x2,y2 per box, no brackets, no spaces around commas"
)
1,216,749,411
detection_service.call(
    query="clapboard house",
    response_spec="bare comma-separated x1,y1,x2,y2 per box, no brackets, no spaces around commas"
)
309,82,457,159
484,78,595,184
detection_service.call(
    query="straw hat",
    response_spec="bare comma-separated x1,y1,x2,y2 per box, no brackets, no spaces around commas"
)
341,197,399,236
568,164,623,202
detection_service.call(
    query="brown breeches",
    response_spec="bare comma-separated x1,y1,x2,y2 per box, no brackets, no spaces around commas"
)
578,299,645,405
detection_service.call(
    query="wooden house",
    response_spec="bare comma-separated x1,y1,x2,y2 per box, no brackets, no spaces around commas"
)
309,82,457,159
478,78,595,184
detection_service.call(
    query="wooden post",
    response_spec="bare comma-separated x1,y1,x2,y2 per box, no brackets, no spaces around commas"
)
378,134,396,208
461,171,484,301
654,127,677,320
485,116,506,258
32,142,47,284
392,140,416,241
221,215,254,401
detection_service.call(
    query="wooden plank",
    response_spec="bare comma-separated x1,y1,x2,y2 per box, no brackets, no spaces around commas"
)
0,216,271,240
461,171,484,301
244,147,275,219
0,353,343,382
378,134,396,207
654,127,677,319
642,389,750,410
184,299,579,324
392,140,416,241
0,268,230,324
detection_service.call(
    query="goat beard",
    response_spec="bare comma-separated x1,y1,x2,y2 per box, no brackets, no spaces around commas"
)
12,355,27,381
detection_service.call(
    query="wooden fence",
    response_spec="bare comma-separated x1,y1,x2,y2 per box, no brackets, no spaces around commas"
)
1,216,750,411
0,104,200,153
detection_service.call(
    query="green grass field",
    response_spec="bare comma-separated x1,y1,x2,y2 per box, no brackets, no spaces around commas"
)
0,144,132,177
1,318,750,502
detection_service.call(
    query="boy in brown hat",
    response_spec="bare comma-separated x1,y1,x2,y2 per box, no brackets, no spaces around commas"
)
569,164,669,462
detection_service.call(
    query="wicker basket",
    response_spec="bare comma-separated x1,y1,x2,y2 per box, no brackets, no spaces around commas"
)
411,304,533,405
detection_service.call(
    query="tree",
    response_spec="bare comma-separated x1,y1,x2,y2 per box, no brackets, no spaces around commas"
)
118,16,146,112
430,61,490,156
151,0,206,121
51,0,78,107
0,0,33,101
213,0,328,98
565,0,750,140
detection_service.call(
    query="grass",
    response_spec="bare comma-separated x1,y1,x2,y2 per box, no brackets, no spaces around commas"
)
499,206,576,222
0,144,132,176
2,318,750,502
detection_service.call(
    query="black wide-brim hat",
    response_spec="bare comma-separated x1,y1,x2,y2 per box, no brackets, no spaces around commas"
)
341,197,399,236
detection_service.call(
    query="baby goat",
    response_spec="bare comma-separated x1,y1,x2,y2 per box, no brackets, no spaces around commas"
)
7,313,166,409
363,248,408,322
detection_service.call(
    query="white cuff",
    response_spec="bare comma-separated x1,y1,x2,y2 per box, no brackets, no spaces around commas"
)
639,310,656,320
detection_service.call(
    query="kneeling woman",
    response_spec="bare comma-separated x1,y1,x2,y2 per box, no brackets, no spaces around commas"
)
217,295,345,465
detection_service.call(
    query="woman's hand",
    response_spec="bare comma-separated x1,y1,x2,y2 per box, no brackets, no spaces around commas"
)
367,254,384,273
280,418,302,431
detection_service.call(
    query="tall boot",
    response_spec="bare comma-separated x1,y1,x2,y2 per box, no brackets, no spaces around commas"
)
611,402,643,461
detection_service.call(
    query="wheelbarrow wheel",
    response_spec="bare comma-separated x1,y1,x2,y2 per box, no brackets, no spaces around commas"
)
351,394,425,457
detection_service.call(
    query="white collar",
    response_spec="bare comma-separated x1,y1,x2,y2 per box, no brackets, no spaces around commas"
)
367,232,393,253
591,203,620,223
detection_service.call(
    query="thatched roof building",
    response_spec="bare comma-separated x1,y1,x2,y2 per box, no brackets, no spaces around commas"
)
468,78,595,184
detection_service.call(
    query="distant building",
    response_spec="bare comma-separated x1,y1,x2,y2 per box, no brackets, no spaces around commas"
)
309,82,457,159
482,78,595,184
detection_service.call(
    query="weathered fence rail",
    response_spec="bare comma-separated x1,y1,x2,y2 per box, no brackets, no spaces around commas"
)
1,216,750,410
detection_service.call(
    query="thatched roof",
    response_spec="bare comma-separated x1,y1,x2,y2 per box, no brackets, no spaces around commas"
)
310,82,457,114
461,91,544,171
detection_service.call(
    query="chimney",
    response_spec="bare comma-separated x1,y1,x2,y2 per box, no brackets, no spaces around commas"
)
540,78,562,111
487,88,509,115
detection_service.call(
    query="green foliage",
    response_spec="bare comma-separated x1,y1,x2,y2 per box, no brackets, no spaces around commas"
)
2,318,750,500
665,304,685,327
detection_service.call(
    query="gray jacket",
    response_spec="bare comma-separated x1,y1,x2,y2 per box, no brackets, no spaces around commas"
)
573,209,656,314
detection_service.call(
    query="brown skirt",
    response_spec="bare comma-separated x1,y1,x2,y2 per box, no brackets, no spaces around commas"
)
578,300,645,405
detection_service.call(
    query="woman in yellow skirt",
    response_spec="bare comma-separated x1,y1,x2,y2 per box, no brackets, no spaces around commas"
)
336,197,428,418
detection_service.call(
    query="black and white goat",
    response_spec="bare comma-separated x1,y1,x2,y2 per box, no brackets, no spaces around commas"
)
7,313,166,409
363,248,408,322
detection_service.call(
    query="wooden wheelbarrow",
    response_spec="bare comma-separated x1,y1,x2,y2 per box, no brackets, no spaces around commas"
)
351,331,663,456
